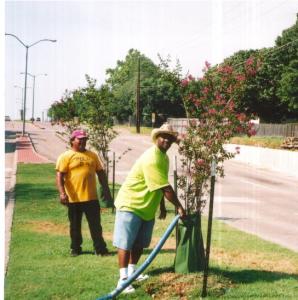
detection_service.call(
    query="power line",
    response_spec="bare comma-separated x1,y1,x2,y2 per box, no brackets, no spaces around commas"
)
229,37,298,69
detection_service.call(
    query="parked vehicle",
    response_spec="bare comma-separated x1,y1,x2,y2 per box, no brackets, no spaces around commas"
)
36,117,41,121
5,116,11,121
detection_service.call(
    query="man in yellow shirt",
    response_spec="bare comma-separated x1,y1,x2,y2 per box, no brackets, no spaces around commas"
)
113,123,186,293
56,129,112,257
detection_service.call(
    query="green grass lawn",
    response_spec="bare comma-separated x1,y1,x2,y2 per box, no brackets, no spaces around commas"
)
230,136,285,150
5,164,298,299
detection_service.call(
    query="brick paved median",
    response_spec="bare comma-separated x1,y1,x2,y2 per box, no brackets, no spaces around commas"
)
16,135,50,163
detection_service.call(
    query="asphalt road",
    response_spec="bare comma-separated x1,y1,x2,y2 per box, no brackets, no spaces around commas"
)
5,121,298,252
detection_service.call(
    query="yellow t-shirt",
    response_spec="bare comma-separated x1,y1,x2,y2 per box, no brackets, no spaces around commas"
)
55,149,103,203
115,145,169,220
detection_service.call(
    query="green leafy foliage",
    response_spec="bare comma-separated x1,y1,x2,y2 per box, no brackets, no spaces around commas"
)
220,14,298,122
106,49,186,125
48,75,117,163
277,59,298,111
77,75,118,162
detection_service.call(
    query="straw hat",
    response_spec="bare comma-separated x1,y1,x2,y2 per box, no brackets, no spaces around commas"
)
151,123,178,143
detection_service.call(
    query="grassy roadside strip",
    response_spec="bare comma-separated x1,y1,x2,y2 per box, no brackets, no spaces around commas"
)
5,164,298,300
230,136,285,150
115,126,289,150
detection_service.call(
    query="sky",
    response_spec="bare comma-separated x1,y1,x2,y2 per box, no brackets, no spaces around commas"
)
4,0,298,121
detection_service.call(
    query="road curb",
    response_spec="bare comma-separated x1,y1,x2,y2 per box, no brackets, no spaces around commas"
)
5,144,18,274
27,133,51,163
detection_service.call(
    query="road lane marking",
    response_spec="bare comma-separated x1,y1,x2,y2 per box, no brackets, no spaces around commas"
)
214,196,259,203
239,179,284,193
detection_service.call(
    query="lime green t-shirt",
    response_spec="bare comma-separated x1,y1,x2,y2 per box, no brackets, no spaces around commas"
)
55,149,103,203
115,145,170,220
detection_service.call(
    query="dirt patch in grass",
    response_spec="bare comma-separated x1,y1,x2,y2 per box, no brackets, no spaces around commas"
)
212,247,298,274
144,272,233,299
24,220,114,240
150,236,176,250
24,221,69,236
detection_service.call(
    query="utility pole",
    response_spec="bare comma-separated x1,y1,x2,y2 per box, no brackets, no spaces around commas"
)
136,56,141,134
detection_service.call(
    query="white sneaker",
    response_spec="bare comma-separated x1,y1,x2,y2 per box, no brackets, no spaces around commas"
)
117,278,135,294
135,273,149,282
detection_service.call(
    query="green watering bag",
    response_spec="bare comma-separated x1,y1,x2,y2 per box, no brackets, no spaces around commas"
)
174,214,205,273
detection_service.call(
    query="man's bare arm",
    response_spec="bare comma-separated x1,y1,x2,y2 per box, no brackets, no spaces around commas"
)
96,169,113,202
161,185,186,218
56,171,68,205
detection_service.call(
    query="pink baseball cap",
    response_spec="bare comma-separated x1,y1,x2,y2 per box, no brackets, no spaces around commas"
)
71,129,88,139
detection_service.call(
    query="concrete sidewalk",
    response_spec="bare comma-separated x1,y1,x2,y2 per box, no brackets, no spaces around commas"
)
5,134,50,273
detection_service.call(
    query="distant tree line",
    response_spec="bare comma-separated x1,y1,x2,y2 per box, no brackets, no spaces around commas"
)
48,14,298,124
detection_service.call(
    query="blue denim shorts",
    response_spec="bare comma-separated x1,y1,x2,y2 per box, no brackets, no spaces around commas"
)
113,211,155,250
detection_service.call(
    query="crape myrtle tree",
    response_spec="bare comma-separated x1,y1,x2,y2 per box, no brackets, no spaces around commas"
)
48,89,81,137
48,75,117,164
178,57,260,215
78,75,117,164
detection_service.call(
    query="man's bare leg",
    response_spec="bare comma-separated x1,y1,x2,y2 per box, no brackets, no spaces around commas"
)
129,246,143,264
118,248,130,268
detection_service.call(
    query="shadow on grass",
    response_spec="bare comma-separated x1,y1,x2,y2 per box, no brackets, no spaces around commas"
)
210,266,298,284
138,264,298,287
15,183,57,201
79,250,118,256
147,266,174,276
143,248,176,255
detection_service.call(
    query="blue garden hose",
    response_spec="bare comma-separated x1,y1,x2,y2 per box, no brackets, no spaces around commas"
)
96,214,180,300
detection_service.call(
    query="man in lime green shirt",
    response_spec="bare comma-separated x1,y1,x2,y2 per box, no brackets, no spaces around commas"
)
56,129,112,257
113,123,186,293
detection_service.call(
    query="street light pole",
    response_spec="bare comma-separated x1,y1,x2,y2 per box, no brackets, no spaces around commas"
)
23,46,29,133
32,75,35,119
14,85,31,120
14,85,24,120
5,33,56,136
20,72,47,120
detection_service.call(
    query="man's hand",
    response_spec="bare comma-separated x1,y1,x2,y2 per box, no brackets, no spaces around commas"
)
161,185,187,219
97,170,113,205
59,192,69,206
158,207,167,220
102,198,114,208
177,205,186,219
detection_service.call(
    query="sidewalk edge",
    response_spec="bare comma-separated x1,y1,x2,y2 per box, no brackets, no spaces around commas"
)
5,146,18,274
